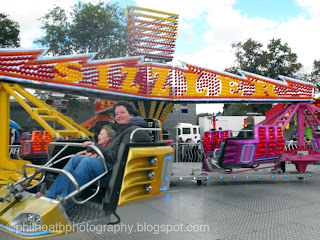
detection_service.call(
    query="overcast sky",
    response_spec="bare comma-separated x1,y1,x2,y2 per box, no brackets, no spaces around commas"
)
2,0,320,114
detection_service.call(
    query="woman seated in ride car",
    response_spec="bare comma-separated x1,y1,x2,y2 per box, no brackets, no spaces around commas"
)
45,101,151,210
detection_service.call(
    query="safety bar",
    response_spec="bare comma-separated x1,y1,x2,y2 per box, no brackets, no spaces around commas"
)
22,164,80,191
64,171,109,204
213,148,220,157
46,144,70,163
21,142,110,205
17,153,77,191
130,128,162,143
32,155,77,191
46,142,108,171
233,129,253,138
48,143,109,204
22,142,107,186
45,154,75,169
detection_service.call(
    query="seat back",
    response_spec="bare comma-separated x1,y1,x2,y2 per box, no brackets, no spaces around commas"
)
20,131,53,159
103,142,174,214
144,118,162,142
218,125,284,168
202,130,232,155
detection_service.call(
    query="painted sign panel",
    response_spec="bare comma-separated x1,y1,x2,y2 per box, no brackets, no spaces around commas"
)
0,48,315,102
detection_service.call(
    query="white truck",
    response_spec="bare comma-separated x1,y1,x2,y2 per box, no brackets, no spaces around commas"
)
199,115,266,139
176,123,201,143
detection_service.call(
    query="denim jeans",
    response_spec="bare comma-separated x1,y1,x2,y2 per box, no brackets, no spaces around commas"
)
46,155,112,210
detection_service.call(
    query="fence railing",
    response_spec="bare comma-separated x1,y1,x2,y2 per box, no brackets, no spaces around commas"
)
9,145,21,158
171,142,205,162
285,141,312,150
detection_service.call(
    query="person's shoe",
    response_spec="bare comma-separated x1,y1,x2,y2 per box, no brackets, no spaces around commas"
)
204,158,220,172
36,192,45,198
210,159,221,169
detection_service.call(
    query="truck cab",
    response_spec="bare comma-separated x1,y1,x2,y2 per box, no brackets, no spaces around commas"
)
177,123,201,142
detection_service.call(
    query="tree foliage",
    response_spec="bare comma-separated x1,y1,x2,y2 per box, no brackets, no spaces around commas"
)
223,103,269,116
34,90,95,121
312,60,320,77
310,60,320,91
196,112,212,124
65,97,95,120
33,7,72,56
260,39,303,79
224,38,303,116
226,39,263,75
225,38,303,78
0,13,20,47
34,1,129,59
33,2,128,118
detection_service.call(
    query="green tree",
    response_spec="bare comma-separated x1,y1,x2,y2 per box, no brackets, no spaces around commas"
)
65,96,95,120
225,38,263,75
0,13,20,47
310,60,320,91
224,38,303,116
223,103,269,116
70,2,129,59
196,113,212,124
33,7,73,55
34,2,129,59
34,90,95,121
295,60,320,93
260,39,302,79
312,60,320,77
34,2,128,119
226,38,303,78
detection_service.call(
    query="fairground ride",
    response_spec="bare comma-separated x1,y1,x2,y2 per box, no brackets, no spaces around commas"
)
0,5,318,239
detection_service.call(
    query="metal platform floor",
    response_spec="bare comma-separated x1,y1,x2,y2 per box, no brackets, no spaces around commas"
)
3,163,320,240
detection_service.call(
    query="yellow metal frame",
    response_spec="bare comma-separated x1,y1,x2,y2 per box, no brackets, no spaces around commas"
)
0,188,73,239
118,146,174,206
0,83,34,183
2,83,93,140
0,82,93,184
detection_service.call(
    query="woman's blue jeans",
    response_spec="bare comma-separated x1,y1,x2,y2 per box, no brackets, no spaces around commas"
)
46,155,112,210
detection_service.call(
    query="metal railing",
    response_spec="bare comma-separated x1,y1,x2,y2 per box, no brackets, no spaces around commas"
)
171,140,313,163
171,142,205,162
9,145,20,158
130,128,162,143
285,140,312,150
18,142,109,205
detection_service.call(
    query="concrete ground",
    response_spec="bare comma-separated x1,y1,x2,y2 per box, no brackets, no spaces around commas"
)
2,163,320,240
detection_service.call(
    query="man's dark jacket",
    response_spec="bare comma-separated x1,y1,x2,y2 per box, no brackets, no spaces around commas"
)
237,124,254,138
91,116,151,165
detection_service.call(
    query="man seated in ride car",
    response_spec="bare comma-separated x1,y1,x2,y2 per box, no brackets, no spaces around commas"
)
216,116,254,159
219,116,255,152
237,116,255,138
45,101,151,210
209,116,255,169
